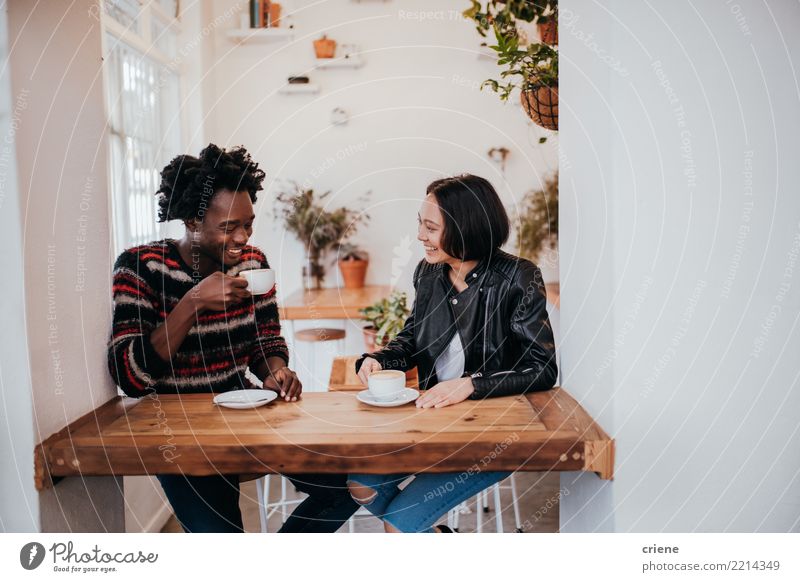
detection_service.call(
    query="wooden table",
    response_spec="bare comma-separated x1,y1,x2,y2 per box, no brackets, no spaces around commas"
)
278,285,393,358
279,285,393,321
280,284,558,319
34,388,614,490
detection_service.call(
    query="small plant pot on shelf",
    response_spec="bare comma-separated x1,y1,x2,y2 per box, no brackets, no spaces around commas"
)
314,35,336,58
339,258,368,289
521,85,559,130
537,19,558,45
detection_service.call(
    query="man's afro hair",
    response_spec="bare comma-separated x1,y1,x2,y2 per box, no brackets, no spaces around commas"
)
155,143,266,222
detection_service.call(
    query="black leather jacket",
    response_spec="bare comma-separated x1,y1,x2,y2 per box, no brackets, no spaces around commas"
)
356,251,557,399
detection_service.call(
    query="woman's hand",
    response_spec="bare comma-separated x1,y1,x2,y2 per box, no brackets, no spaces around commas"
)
190,272,251,312
416,377,475,409
357,357,382,386
263,366,302,401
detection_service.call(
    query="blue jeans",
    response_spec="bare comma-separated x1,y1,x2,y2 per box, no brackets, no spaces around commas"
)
347,470,511,532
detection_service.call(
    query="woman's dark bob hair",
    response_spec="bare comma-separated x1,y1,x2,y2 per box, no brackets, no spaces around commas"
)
426,174,510,261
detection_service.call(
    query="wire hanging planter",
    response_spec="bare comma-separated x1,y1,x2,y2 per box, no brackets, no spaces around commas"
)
521,84,558,130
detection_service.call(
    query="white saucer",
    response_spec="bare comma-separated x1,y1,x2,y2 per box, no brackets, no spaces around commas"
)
357,388,419,408
213,389,277,409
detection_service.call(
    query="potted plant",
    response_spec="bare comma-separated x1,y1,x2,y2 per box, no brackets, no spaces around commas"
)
274,183,369,289
516,171,558,281
313,34,336,58
359,291,410,352
464,0,559,130
334,243,369,289
537,15,558,46
464,1,557,41
516,46,558,130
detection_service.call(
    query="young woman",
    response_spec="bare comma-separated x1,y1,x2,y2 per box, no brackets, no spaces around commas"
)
108,144,357,532
348,174,558,533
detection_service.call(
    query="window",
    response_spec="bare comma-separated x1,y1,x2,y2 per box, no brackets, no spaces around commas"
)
102,1,182,253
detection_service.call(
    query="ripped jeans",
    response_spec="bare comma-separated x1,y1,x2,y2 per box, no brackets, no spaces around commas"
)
347,470,510,532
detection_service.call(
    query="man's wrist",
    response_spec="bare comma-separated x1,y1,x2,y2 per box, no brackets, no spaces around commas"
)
184,289,204,313
267,355,287,365
266,356,288,374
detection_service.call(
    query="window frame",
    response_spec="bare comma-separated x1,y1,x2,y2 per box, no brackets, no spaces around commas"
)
100,0,185,254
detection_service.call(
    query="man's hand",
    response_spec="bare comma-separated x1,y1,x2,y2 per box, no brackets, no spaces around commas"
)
189,272,251,312
415,377,475,409
263,366,302,402
357,357,382,386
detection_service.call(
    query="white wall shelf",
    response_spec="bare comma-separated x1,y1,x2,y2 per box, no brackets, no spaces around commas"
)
315,55,364,69
278,83,321,95
227,28,294,43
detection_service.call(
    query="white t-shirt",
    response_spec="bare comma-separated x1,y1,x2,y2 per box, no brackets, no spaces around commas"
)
434,333,466,382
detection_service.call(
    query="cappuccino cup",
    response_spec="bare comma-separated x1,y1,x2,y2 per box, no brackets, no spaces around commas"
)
240,269,275,295
367,369,406,402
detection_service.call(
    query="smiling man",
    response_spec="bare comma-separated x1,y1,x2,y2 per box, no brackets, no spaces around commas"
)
107,144,357,533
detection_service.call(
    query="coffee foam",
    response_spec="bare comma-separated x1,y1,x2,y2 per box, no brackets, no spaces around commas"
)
370,370,404,379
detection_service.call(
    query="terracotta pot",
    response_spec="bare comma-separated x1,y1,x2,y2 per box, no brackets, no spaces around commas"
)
339,258,368,289
537,19,558,45
314,35,336,59
362,326,380,353
363,326,396,352
268,2,282,27
521,85,558,130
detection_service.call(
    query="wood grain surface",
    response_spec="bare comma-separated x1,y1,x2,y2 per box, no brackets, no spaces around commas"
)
35,388,613,490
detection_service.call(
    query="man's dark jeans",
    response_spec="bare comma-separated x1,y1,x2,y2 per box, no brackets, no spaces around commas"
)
157,472,358,533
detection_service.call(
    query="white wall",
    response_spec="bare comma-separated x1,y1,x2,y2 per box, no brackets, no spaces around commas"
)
7,0,124,531
203,0,559,291
0,5,39,533
560,0,800,532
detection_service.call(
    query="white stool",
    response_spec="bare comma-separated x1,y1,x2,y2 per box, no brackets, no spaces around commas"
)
446,474,522,533
256,475,304,533
294,327,346,392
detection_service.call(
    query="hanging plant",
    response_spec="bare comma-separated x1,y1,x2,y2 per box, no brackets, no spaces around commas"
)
537,17,558,46
464,0,559,130
464,0,550,33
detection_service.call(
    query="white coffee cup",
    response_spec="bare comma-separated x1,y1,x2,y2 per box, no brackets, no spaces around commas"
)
368,369,406,402
240,269,275,295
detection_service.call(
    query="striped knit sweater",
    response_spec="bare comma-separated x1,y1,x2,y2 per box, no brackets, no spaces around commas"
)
107,239,289,397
